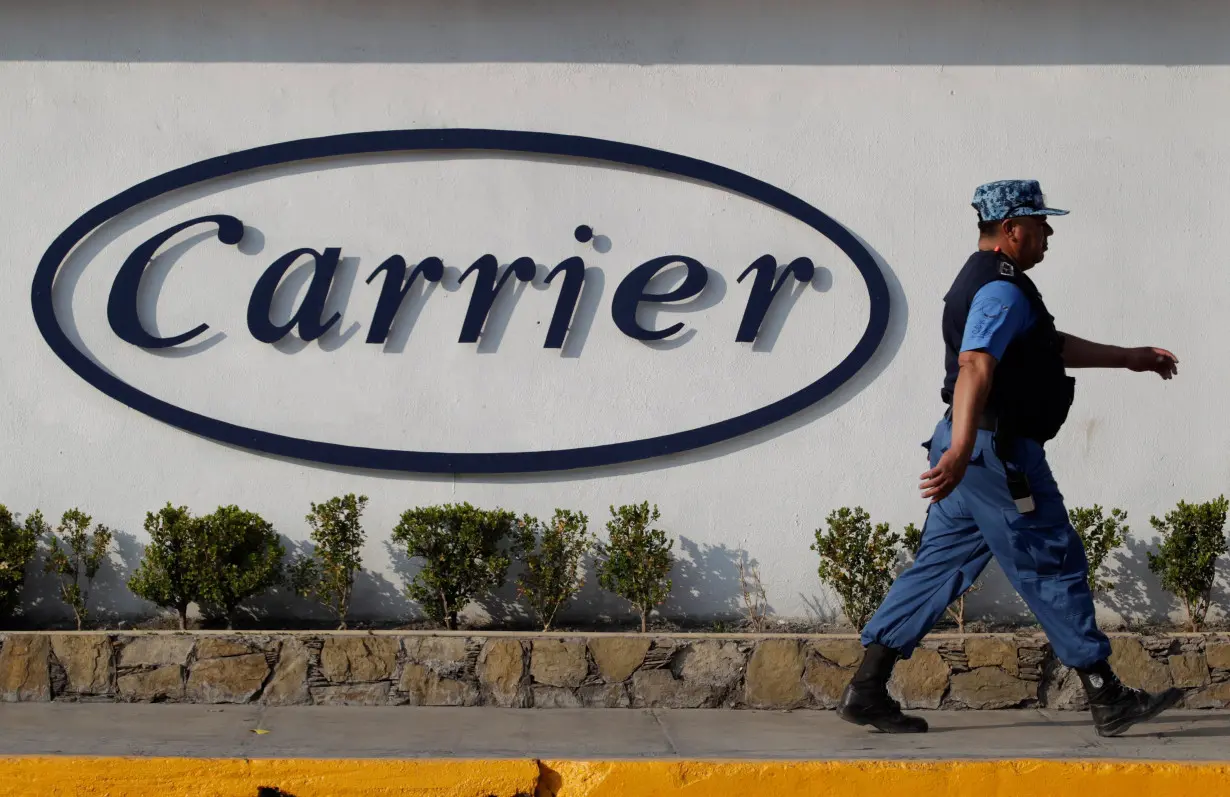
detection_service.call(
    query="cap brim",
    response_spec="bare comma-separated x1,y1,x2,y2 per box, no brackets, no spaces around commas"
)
1007,207,1069,218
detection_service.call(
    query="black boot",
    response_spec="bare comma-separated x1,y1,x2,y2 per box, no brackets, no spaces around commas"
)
836,643,928,733
1077,660,1184,738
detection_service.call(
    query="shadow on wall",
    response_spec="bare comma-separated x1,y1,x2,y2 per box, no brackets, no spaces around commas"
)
377,539,433,624
10,520,1224,631
6,508,776,631
544,537,764,630
660,537,754,625
390,543,617,630
1213,558,1230,629
18,528,156,630
241,537,333,627
962,559,1035,628
546,552,639,629
4,0,1228,65
375,534,766,631
1098,534,1229,630
90,529,155,624
798,592,842,627
256,535,779,631
245,536,418,627
470,563,536,630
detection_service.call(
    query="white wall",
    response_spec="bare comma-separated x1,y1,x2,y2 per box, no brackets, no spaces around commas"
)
2,0,1228,629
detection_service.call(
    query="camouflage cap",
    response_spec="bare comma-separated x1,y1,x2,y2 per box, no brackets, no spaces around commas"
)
972,179,1068,222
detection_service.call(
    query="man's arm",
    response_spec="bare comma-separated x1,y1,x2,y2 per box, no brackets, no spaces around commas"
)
920,351,995,502
1059,332,1179,378
919,280,1030,503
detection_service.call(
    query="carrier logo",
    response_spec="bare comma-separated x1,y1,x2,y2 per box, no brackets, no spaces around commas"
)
32,129,890,474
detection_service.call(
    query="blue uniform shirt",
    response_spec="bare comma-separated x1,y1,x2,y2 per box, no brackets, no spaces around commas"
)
959,281,1036,360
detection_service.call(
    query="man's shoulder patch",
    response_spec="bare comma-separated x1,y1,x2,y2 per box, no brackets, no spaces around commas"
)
998,260,1016,277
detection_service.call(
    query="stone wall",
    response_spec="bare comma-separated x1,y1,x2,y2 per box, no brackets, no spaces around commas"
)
1,632,1227,709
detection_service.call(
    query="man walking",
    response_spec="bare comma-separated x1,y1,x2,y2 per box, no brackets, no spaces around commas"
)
838,180,1183,737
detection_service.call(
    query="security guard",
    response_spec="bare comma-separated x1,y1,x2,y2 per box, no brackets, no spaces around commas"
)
838,180,1183,737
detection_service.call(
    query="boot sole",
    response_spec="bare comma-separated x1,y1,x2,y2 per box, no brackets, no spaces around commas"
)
1095,689,1185,738
837,707,929,734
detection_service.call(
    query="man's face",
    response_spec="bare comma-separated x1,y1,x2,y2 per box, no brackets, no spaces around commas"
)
1006,215,1053,267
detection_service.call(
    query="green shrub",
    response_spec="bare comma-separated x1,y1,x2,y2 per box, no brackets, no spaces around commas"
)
596,502,674,633
901,522,923,561
290,494,368,630
515,509,594,631
128,503,209,630
392,502,523,630
902,520,979,632
812,507,900,631
43,508,113,630
1068,505,1128,595
1147,496,1228,632
198,506,285,629
0,506,46,622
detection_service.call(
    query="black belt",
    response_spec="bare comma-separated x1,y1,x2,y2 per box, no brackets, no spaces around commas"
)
943,407,1034,509
943,405,997,432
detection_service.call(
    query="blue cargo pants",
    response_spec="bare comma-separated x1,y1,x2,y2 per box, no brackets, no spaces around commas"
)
860,416,1111,669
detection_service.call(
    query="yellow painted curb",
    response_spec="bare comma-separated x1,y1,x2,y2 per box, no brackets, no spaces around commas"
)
0,758,538,797
1,758,1228,796
541,760,1230,796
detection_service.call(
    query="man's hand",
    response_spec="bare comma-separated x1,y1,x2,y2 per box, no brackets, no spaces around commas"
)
1124,346,1179,380
920,446,973,504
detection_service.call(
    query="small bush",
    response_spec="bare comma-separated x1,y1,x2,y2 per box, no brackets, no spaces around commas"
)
290,493,368,630
1147,496,1228,632
902,521,979,632
129,503,208,630
596,502,674,633
812,507,900,631
198,506,285,629
44,508,113,630
392,502,523,630
515,509,594,631
0,506,46,622
1068,505,1128,595
738,554,770,633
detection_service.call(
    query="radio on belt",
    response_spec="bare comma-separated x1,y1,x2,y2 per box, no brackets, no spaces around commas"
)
1006,469,1035,513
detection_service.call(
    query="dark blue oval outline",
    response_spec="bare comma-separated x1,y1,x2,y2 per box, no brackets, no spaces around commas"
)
32,129,890,474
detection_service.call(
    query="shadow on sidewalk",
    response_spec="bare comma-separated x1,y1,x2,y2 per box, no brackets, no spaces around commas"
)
1153,722,1230,738
935,711,1230,735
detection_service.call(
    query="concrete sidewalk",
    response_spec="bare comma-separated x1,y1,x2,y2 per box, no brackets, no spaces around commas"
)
2,704,1228,761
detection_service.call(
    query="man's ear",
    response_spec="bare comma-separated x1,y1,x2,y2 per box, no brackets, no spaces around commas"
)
1001,218,1022,241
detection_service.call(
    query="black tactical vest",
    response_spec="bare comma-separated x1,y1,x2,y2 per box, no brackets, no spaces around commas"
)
940,250,1075,443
